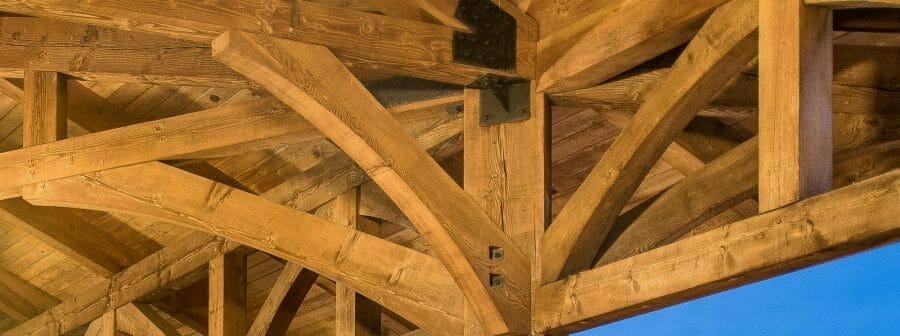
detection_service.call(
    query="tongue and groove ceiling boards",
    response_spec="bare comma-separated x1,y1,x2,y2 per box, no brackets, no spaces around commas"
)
0,0,897,335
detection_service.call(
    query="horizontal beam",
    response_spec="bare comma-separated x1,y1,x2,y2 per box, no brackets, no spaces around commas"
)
0,17,252,88
535,170,900,334
2,233,239,336
0,0,524,85
0,266,60,322
24,162,474,335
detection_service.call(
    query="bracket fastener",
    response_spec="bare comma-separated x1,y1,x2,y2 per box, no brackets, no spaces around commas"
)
470,75,531,126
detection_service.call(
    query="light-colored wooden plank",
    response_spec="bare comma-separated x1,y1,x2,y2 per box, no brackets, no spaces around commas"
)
0,266,60,322
541,0,759,283
2,233,238,336
209,253,248,336
759,0,834,211
536,170,900,334
806,0,900,8
23,70,66,147
536,0,728,92
0,199,144,278
213,30,528,334
116,303,180,336
24,162,474,336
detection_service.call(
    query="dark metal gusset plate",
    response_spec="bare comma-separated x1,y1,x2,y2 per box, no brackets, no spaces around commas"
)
452,0,517,71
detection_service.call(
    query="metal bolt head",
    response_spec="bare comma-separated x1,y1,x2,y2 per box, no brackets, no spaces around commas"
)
490,274,503,287
489,246,504,260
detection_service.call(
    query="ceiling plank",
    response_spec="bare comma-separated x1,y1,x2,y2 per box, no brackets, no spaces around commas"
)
535,170,900,334
0,0,522,85
246,262,318,336
209,253,248,336
0,199,144,278
541,0,759,283
759,0,834,211
24,162,473,336
212,30,529,334
0,78,23,101
2,233,239,336
0,17,252,88
0,267,60,322
116,304,181,336
536,0,728,92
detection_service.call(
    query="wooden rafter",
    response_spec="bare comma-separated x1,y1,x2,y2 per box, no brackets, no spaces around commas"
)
0,267,60,322
2,234,238,336
116,304,181,336
212,30,530,334
246,262,318,336
541,0,759,283
24,162,474,335
536,170,900,334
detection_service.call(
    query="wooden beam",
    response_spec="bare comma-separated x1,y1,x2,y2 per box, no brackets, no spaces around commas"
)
535,170,900,334
246,262,318,336
0,17,252,88
405,0,470,31
0,266,60,322
0,199,144,278
24,162,474,335
759,0,833,211
806,0,900,8
209,253,248,336
322,189,383,336
0,0,523,85
23,70,66,147
116,304,180,336
2,233,239,336
536,0,727,92
84,311,116,336
212,30,529,334
541,0,759,283
462,83,548,321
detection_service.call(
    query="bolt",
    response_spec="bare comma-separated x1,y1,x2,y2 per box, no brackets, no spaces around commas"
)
490,274,503,287
489,246,504,260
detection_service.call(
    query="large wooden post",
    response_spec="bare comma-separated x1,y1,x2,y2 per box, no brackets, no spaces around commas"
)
759,0,834,211
464,81,548,334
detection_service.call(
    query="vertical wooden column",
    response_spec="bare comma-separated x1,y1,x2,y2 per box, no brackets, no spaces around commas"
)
463,82,548,331
759,0,833,211
327,188,382,336
23,70,67,147
209,252,248,336
84,311,116,336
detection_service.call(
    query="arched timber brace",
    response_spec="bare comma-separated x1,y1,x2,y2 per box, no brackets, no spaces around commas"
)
0,0,897,335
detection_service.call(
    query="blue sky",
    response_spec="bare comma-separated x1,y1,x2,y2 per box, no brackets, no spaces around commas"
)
576,242,900,336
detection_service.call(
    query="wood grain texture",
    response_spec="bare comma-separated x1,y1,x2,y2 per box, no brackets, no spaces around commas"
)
83,311,116,336
541,0,760,283
536,170,900,334
0,17,252,88
2,234,238,336
212,30,528,335
24,162,474,336
116,303,180,336
0,0,520,84
209,253,248,336
759,0,834,211
23,70,66,147
536,0,727,92
246,262,317,336
0,199,144,278
0,267,60,322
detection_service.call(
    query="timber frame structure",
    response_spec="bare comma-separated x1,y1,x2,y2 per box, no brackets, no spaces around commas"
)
0,0,896,335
